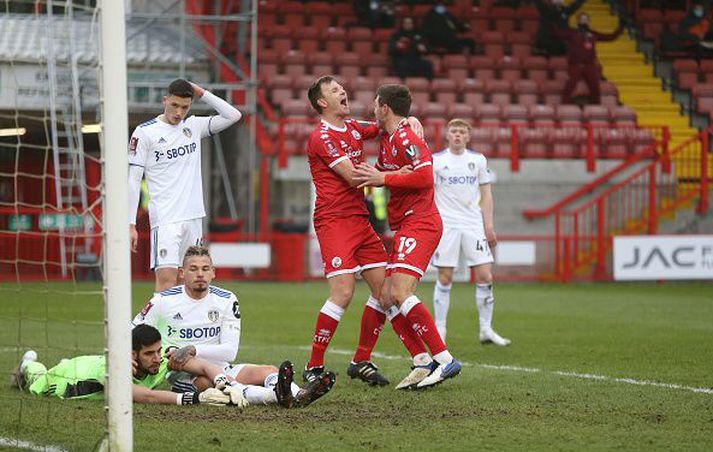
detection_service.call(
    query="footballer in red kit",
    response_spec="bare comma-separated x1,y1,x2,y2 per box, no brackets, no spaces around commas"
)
307,118,385,277
354,84,462,389
302,76,430,388
376,120,442,278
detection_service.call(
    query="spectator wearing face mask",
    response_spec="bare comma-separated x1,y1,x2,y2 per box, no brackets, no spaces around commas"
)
678,2,713,46
420,1,476,55
553,13,625,104
534,0,586,56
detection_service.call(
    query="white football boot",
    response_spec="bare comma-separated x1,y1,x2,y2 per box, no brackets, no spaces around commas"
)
479,328,511,346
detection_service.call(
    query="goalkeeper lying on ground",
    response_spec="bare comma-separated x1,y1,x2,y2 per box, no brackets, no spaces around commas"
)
9,324,247,406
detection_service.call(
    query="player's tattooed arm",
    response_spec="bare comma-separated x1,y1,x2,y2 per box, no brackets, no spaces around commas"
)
167,345,197,370
406,116,424,139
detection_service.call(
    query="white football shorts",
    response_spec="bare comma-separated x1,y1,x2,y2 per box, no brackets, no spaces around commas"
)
432,226,494,268
150,218,203,270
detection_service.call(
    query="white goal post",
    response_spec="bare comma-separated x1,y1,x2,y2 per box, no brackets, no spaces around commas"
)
100,0,133,450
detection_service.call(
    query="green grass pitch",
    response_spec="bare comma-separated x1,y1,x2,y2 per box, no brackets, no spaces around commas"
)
0,281,711,450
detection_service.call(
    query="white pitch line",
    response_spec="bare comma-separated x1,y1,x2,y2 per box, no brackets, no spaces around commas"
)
0,437,67,452
296,346,713,396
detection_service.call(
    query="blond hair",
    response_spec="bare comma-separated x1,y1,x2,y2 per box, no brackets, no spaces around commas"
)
447,118,472,131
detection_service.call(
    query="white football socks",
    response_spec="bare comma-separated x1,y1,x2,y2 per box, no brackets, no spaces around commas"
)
433,281,452,341
476,283,494,331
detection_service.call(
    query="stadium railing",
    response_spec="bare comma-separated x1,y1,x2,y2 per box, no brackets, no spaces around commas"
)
553,125,711,281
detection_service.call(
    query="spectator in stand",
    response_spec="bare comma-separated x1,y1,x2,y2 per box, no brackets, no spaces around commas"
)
534,0,586,56
555,13,625,105
353,0,396,29
389,17,434,80
420,1,476,55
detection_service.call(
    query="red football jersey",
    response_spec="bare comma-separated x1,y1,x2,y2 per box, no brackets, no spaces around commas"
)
307,118,380,224
377,120,439,230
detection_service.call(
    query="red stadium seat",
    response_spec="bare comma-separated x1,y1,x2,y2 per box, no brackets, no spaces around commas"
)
308,52,334,76
673,59,699,74
513,80,539,106
448,103,476,120
498,57,522,83
628,128,656,157
541,80,563,105
692,83,713,98
353,90,374,107
476,104,502,124
600,82,619,107
610,106,637,125
556,105,583,125
432,78,458,105
460,78,485,105
485,79,512,105
283,13,306,28
548,56,568,72
305,2,332,15
699,60,713,74
365,54,389,79
597,128,628,159
322,28,348,54
529,104,555,124
470,127,496,156
471,56,495,81
551,127,585,158
421,102,448,119
502,104,528,123
583,105,610,124
507,32,531,58
524,55,549,84
481,31,505,58
677,71,699,91
282,51,308,78
519,127,550,158
310,14,332,29
282,99,312,116
348,100,367,117
406,77,431,105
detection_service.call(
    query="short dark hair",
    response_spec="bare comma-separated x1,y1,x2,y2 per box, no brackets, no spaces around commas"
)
377,84,411,117
308,75,336,114
132,324,161,352
183,245,212,267
168,79,194,99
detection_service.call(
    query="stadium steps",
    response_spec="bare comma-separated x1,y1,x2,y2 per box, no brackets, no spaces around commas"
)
580,0,700,179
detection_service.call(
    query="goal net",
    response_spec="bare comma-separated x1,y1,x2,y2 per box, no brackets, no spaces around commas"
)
0,1,131,449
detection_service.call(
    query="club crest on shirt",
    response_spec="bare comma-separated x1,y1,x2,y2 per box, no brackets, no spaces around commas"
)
331,256,342,268
207,309,220,323
351,130,361,140
139,302,153,319
391,146,398,157
182,127,192,138
129,137,138,155
468,162,476,171
405,144,421,161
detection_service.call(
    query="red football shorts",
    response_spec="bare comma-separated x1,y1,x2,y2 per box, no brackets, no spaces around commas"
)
387,214,443,279
315,216,388,278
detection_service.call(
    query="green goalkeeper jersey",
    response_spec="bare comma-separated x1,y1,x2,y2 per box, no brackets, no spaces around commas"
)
27,355,169,400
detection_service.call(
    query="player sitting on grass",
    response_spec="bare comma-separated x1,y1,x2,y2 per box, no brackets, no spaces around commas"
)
132,246,335,407
10,324,247,406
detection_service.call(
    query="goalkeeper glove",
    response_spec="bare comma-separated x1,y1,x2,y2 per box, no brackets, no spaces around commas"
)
223,384,249,408
177,387,230,405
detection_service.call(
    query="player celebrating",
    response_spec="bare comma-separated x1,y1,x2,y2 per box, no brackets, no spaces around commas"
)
303,76,430,386
11,324,247,406
431,119,511,346
128,79,242,292
132,246,334,407
353,84,461,389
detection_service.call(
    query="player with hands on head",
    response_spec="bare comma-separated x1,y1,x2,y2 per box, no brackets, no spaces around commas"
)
352,84,462,390
431,119,510,346
128,79,242,293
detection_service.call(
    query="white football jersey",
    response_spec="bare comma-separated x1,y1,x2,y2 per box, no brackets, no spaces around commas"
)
132,285,241,369
128,115,211,228
432,148,492,229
